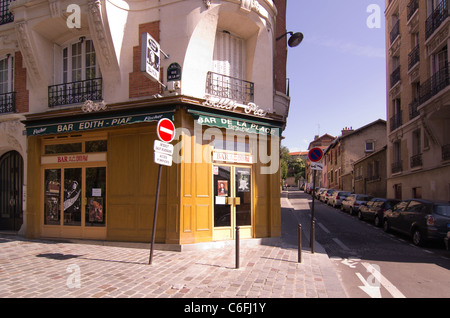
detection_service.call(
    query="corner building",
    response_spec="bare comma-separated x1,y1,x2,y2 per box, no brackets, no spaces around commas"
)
8,0,290,246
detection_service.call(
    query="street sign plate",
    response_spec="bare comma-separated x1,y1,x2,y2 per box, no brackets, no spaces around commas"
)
311,162,323,171
308,147,323,162
157,118,175,143
154,140,174,155
154,152,172,166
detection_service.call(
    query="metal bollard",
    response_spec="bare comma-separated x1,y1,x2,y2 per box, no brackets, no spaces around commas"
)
311,220,315,254
235,226,240,269
298,224,302,263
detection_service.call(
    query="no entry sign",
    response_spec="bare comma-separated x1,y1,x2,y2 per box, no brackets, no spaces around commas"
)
308,147,323,162
156,118,175,142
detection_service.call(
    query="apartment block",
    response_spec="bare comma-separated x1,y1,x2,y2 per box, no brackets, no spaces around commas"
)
386,0,450,201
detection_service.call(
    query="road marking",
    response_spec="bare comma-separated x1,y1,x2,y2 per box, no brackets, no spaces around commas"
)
361,262,405,298
356,272,382,298
333,238,350,251
317,222,330,234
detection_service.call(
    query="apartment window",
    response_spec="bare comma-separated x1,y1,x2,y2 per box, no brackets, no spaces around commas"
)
49,38,102,107
0,0,14,25
365,141,374,152
411,129,422,168
0,54,14,114
392,140,402,173
413,187,422,199
391,98,402,131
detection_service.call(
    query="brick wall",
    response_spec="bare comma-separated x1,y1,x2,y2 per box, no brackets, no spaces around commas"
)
14,51,29,113
129,21,163,98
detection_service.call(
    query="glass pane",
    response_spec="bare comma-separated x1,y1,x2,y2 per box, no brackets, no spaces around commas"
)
235,167,251,226
44,169,61,225
85,140,107,153
214,166,231,227
85,167,106,227
63,168,82,226
45,143,82,154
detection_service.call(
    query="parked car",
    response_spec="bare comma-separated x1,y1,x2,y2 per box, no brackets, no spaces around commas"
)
315,188,327,200
357,198,400,227
383,199,450,246
320,189,335,204
341,194,373,215
328,191,351,208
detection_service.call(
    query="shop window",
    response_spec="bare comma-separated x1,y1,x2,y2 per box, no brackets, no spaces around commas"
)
44,169,61,225
213,139,250,153
45,143,82,155
86,140,107,153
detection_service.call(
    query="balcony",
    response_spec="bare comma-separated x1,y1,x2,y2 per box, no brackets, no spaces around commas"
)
390,110,402,131
418,63,449,105
410,153,423,168
392,161,403,174
48,78,102,108
0,91,15,114
0,0,14,25
206,71,254,104
407,0,419,21
408,45,420,70
409,99,420,119
390,20,400,44
443,144,450,161
390,66,401,88
425,0,449,39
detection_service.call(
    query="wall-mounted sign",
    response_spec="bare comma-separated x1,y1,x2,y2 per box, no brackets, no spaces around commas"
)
213,151,253,164
203,96,267,117
167,63,181,82
141,32,160,82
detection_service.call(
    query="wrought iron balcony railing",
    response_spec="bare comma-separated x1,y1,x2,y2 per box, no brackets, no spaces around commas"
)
418,63,449,105
390,20,400,44
390,110,402,131
392,160,403,174
425,0,449,39
408,44,420,70
409,99,420,119
0,0,14,25
410,153,423,168
407,0,419,21
0,91,15,114
442,144,450,161
48,78,102,107
390,66,401,88
206,71,254,104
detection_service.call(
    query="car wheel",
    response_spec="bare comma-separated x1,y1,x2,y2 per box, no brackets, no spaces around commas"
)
349,207,354,215
358,211,363,220
374,215,381,227
412,228,424,246
383,219,390,232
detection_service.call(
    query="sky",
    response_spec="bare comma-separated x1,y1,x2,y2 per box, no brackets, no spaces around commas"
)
283,0,387,152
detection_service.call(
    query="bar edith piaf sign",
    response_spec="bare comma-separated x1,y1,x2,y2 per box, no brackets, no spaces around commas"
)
26,112,173,136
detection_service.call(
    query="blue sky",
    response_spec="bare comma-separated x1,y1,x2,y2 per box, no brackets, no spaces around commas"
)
283,0,387,152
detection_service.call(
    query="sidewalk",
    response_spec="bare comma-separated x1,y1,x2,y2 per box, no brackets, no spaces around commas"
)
0,190,346,299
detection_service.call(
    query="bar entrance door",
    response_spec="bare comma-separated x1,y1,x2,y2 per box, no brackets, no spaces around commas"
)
213,165,252,241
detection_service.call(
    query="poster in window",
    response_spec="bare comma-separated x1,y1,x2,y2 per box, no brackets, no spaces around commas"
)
217,180,228,196
88,198,104,223
45,196,60,223
237,170,250,192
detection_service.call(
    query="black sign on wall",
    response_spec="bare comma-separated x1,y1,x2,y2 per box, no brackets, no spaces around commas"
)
167,63,181,82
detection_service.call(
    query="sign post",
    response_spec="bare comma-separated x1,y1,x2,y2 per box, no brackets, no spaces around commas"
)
308,147,323,254
149,118,175,265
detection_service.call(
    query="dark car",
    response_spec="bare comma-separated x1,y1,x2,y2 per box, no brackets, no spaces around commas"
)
383,199,450,246
341,194,373,215
358,198,400,227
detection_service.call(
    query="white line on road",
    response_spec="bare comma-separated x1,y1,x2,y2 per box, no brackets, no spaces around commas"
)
332,238,350,251
317,222,330,234
361,262,406,298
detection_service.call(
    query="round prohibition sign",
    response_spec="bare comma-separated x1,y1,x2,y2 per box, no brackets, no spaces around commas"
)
308,147,323,162
156,118,175,143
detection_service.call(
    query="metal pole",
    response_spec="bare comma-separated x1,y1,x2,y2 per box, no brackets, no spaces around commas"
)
310,169,316,252
149,164,162,265
311,220,315,254
298,224,302,263
235,226,240,269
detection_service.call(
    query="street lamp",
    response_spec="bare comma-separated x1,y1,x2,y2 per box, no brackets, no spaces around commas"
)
276,31,304,48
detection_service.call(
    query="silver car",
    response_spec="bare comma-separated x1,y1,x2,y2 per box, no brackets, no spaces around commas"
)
328,191,351,208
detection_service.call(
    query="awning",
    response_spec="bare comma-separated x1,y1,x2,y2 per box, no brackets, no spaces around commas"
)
188,109,282,136
25,108,175,136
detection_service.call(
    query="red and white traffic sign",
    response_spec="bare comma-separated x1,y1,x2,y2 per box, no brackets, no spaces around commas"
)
308,147,323,162
156,118,175,143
